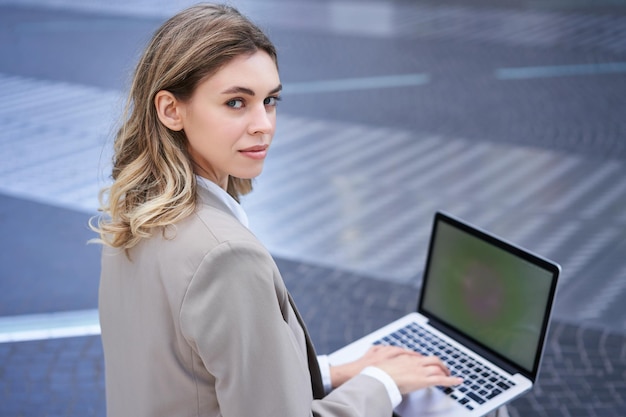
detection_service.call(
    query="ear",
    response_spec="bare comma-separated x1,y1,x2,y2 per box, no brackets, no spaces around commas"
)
154,90,185,131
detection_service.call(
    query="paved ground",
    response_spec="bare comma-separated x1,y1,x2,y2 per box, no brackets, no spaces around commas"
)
0,0,625,416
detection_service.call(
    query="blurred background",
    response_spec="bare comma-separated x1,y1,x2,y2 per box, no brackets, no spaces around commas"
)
1,0,625,415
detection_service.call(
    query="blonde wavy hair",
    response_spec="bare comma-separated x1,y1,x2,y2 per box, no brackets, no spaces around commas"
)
92,3,278,249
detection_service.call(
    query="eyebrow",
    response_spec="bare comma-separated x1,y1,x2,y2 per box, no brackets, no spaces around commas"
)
221,84,282,96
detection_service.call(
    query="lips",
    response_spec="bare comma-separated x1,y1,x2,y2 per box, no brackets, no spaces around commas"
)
240,145,268,152
239,144,269,160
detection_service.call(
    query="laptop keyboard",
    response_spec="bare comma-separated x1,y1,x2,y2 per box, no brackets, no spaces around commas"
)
373,322,516,412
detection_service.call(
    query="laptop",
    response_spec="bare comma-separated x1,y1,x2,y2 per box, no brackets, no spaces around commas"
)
329,211,560,416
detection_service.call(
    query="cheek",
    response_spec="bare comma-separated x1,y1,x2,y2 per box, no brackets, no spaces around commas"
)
220,119,253,144
268,113,278,134
185,113,225,145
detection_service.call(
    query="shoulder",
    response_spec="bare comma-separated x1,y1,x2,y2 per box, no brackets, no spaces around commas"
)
151,198,268,272
174,200,257,252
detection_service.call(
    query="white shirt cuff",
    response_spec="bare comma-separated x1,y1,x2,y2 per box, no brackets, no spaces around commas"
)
361,366,403,408
317,355,333,394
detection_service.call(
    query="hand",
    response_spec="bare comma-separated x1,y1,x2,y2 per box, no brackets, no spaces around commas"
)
375,351,463,395
330,345,462,394
330,345,412,388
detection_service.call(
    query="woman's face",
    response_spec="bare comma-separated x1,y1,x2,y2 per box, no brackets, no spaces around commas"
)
179,50,281,189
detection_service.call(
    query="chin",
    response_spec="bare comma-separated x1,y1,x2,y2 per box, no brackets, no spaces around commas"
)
238,165,265,179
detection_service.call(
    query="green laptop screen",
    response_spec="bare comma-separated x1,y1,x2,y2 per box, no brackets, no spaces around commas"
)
421,220,554,373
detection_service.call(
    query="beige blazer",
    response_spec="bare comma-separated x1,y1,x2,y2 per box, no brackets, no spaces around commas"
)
99,186,392,417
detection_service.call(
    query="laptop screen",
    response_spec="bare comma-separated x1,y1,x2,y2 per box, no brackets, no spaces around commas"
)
420,212,559,376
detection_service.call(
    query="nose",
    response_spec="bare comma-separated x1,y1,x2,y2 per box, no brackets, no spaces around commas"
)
248,103,274,136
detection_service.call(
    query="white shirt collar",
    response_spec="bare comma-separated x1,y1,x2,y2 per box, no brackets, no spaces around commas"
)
196,176,249,228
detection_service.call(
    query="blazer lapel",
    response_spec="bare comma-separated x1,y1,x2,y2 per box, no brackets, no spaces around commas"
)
288,293,325,400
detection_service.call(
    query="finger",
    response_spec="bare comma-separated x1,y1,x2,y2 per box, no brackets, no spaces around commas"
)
402,348,423,357
431,375,464,387
418,355,448,367
379,345,422,358
419,356,453,376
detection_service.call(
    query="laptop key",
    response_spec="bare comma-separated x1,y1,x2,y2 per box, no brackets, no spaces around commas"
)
486,388,502,400
497,381,510,390
466,392,486,405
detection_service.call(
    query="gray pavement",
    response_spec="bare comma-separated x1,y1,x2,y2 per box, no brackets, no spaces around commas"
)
1,0,625,416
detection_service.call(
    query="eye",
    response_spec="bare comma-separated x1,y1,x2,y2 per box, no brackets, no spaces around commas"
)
226,99,244,109
264,96,281,107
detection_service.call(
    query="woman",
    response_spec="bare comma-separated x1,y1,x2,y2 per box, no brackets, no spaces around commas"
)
92,4,463,416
